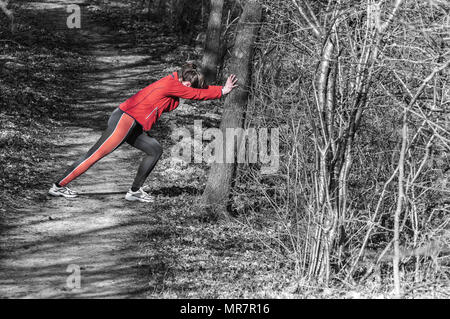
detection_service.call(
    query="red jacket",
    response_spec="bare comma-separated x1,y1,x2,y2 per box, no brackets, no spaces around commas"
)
119,71,223,131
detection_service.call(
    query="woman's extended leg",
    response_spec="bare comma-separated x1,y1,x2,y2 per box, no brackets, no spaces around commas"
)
124,131,163,202
49,109,136,197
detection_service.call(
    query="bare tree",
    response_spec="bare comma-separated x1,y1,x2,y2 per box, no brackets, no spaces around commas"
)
202,0,224,83
392,59,450,296
202,0,262,214
284,0,409,283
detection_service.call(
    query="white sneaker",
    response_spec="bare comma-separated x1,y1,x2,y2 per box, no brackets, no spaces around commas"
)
48,184,78,198
125,188,154,203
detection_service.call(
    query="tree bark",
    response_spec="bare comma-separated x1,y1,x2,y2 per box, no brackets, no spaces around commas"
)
202,0,262,214
202,0,224,84
393,110,407,298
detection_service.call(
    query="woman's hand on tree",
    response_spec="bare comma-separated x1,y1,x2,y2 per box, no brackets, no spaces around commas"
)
222,74,238,95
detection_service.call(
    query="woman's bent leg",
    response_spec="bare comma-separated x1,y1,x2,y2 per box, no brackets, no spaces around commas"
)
56,109,136,187
126,132,163,190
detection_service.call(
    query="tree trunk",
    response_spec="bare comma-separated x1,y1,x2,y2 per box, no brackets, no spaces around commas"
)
202,0,262,214
393,111,407,298
202,0,224,84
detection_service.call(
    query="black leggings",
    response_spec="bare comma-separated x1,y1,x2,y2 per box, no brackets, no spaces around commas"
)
56,108,162,190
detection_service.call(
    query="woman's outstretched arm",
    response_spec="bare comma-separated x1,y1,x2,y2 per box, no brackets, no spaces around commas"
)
166,74,238,100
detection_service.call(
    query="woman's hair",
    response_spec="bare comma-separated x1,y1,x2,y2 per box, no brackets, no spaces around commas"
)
178,62,207,89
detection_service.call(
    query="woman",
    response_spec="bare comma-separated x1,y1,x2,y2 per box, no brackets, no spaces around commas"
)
49,63,238,203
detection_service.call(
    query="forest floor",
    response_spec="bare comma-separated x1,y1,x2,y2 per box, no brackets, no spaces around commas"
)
0,0,298,298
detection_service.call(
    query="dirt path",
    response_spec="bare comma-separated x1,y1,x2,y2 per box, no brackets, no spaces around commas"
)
0,1,178,298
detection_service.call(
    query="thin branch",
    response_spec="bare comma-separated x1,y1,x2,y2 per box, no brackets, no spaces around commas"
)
407,60,450,108
302,0,321,29
291,0,321,38
380,0,403,33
